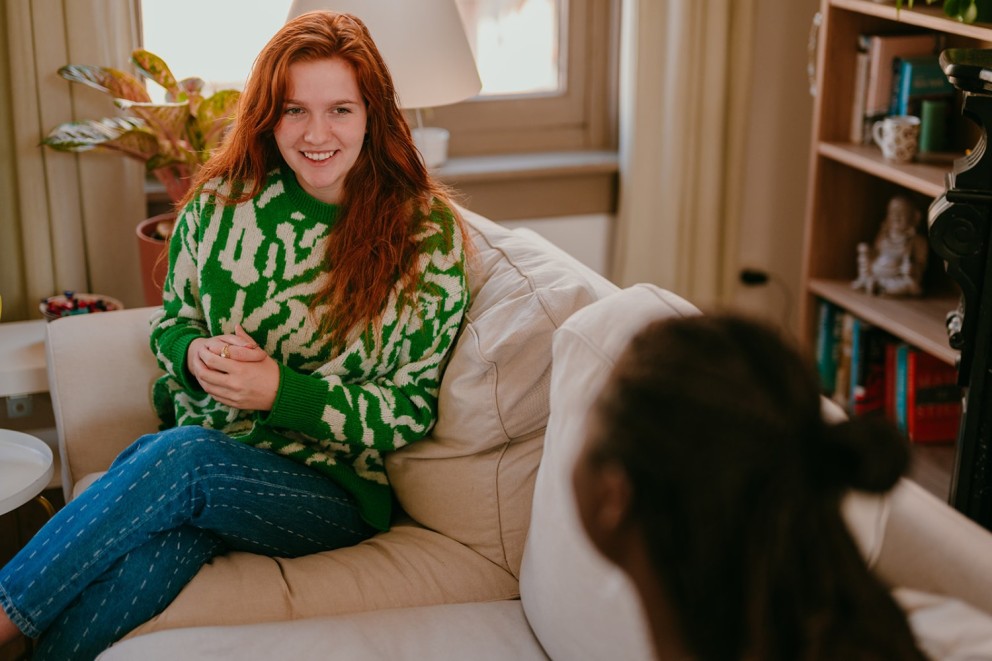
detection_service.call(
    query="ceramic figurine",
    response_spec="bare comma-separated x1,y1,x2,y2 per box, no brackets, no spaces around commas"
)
851,195,928,297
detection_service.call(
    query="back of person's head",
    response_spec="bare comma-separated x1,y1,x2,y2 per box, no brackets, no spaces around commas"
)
584,313,926,661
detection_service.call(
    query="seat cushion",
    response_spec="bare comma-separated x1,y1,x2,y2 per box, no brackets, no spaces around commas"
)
103,601,548,661
386,208,617,577
126,517,520,639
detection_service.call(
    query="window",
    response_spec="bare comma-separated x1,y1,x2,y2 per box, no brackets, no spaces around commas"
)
439,0,618,156
138,0,291,102
457,0,563,98
139,0,616,157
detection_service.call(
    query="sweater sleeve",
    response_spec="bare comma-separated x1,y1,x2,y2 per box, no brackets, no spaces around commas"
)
257,207,469,453
149,194,210,392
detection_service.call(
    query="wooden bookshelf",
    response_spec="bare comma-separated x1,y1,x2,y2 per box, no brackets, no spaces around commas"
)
802,0,992,500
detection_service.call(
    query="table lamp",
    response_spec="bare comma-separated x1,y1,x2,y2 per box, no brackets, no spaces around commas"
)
286,0,482,167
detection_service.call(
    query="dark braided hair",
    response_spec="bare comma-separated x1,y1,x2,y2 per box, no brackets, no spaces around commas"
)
587,314,927,661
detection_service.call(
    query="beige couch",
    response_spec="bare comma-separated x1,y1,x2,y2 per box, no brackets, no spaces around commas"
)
45,209,992,659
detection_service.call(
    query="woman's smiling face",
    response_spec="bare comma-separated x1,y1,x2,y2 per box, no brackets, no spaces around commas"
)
274,57,368,204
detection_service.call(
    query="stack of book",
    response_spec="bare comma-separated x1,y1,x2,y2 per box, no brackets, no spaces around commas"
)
849,31,952,144
816,300,961,443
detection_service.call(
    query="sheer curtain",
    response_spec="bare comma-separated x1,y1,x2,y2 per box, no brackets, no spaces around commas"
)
613,0,755,309
0,0,145,322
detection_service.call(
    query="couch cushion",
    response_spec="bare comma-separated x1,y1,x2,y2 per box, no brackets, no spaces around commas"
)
126,517,520,639
520,284,701,660
386,208,618,577
104,601,548,661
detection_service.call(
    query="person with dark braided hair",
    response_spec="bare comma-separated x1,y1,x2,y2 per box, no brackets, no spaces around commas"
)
572,313,928,661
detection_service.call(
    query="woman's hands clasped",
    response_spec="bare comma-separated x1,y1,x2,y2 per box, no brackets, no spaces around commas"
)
187,325,280,411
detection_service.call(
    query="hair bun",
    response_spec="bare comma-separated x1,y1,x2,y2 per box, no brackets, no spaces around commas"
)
814,416,910,493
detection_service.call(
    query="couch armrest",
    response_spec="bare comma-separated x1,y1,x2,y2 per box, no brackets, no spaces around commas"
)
874,478,992,616
46,307,164,501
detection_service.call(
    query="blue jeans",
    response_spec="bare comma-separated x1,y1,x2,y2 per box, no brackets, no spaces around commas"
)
0,426,376,660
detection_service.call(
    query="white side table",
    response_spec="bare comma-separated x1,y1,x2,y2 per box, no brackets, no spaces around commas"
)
0,429,55,517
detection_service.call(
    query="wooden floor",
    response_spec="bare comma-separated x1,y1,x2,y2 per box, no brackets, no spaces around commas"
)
908,442,956,502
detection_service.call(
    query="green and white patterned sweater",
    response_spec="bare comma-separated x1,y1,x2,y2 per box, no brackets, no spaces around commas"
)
149,166,468,531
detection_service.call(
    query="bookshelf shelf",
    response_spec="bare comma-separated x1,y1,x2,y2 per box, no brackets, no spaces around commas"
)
832,0,992,40
818,142,951,197
809,278,958,365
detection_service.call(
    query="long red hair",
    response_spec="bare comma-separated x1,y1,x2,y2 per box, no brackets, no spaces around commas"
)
182,11,463,347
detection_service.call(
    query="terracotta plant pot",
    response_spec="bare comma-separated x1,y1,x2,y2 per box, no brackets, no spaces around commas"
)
136,213,174,307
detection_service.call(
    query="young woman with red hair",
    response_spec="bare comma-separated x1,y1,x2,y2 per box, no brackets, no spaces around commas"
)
0,11,468,659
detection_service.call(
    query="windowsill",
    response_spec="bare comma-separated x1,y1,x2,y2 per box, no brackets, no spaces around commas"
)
437,150,619,220
145,150,620,221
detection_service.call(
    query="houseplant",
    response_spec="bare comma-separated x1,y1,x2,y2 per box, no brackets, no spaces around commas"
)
42,49,240,304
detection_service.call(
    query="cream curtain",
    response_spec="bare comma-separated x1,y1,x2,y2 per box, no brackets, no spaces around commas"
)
612,0,755,309
0,0,145,322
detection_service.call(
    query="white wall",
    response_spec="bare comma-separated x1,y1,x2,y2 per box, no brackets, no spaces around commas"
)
725,0,821,334
499,214,613,275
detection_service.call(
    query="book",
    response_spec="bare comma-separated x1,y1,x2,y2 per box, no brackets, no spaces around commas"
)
850,49,871,144
816,300,841,394
906,349,961,443
894,342,910,433
859,32,939,138
889,55,954,117
833,312,855,411
850,322,887,416
884,339,905,422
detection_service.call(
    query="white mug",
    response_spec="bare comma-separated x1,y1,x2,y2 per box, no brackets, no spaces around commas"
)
872,115,921,163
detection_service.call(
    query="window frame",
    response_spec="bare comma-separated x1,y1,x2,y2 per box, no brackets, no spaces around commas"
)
416,0,618,157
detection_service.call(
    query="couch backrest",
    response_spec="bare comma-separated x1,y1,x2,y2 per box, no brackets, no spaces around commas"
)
520,284,700,660
386,207,618,577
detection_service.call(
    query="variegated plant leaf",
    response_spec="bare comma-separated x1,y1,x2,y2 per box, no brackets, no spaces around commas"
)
167,77,206,105
57,64,151,103
41,117,160,163
131,49,180,98
194,89,241,154
114,99,189,146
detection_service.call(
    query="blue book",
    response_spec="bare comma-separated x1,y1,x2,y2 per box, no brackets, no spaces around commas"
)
889,55,953,116
816,300,838,394
895,343,910,433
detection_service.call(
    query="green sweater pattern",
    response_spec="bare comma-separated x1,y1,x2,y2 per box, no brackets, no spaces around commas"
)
149,167,468,531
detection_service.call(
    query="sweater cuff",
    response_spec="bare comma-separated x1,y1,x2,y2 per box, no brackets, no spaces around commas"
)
259,363,328,434
166,332,205,392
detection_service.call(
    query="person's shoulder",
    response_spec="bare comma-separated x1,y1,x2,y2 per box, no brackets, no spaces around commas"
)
416,198,463,252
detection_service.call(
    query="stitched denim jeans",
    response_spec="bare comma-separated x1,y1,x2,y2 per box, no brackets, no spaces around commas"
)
0,426,376,660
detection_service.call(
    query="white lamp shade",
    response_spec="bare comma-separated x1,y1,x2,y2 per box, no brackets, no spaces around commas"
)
286,0,482,110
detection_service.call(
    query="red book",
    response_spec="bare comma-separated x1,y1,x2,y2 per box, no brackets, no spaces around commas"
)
906,349,961,444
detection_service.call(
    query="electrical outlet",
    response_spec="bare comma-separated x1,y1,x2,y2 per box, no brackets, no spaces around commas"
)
739,268,769,286
6,394,33,418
